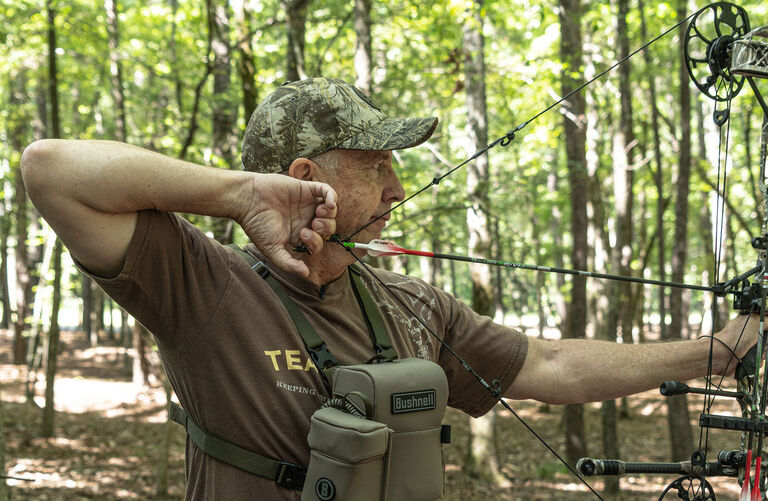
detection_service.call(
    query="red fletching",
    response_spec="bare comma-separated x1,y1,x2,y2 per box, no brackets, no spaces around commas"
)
364,240,436,258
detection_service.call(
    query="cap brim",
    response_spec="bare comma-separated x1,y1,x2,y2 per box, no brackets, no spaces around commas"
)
336,116,438,152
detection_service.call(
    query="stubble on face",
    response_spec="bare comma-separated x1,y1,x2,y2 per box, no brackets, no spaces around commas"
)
313,149,394,241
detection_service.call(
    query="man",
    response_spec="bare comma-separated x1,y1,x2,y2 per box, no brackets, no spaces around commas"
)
21,77,758,500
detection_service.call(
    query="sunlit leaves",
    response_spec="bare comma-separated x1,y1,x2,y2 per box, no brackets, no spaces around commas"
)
1,0,767,315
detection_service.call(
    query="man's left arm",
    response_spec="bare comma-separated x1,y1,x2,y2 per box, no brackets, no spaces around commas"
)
504,313,761,405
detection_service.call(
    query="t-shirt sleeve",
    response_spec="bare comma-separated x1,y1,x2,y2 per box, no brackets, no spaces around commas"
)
75,210,233,348
434,287,528,417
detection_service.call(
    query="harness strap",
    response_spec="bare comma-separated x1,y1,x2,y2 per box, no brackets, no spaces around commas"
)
169,402,306,490
349,266,398,362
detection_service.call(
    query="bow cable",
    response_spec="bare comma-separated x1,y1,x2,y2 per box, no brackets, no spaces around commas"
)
699,84,735,468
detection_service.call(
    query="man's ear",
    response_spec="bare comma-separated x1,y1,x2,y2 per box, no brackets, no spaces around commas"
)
287,158,316,181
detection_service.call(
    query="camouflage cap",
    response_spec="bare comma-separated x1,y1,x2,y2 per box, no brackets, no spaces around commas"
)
241,77,438,173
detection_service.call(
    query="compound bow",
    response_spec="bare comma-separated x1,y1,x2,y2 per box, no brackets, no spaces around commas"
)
577,3,768,500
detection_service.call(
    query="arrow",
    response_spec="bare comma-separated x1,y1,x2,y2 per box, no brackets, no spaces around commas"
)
341,239,719,293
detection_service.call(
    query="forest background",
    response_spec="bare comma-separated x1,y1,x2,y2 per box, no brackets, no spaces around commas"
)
2,0,768,499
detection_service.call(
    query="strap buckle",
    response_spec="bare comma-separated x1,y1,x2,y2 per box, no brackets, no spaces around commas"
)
309,342,336,371
252,261,270,279
275,461,306,490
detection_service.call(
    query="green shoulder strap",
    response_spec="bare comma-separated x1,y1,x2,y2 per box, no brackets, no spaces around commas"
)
348,265,398,363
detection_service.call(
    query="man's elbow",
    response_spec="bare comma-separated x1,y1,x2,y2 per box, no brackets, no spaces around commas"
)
21,139,59,199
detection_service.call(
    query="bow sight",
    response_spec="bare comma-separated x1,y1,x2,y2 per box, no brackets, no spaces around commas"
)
580,2,768,500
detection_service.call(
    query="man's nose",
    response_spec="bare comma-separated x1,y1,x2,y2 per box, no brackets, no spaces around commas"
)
382,162,405,203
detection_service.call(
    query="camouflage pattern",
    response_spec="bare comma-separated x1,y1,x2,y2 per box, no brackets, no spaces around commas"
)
241,78,438,173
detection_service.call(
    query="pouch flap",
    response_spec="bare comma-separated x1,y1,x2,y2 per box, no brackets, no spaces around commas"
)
307,407,389,463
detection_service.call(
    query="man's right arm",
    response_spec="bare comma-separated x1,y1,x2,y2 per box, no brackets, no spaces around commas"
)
21,139,337,278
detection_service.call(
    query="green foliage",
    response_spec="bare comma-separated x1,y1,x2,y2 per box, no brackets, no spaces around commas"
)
2,0,767,324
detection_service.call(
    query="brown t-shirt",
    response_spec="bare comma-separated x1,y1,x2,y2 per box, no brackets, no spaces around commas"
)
85,210,528,500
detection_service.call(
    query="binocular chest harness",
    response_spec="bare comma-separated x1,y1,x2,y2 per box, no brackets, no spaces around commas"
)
171,246,451,500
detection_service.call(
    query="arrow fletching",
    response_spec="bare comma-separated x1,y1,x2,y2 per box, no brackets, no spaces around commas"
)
342,240,434,257
752,456,761,501
741,449,752,501
365,239,409,256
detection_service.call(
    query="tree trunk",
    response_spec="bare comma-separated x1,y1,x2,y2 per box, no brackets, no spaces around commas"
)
132,323,152,387
82,275,94,345
169,0,183,112
105,296,115,341
41,240,63,438
94,289,104,334
0,197,10,329
25,229,56,403
235,0,258,121
207,0,238,244
615,0,635,342
155,377,173,496
461,1,502,484
283,0,311,81
354,0,372,95
639,0,667,342
10,69,32,365
665,0,694,461
41,0,62,437
560,0,588,465
105,0,127,141
0,393,7,499
491,218,505,323
548,168,567,326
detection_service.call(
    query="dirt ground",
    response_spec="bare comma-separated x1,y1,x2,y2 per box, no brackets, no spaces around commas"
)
0,329,749,500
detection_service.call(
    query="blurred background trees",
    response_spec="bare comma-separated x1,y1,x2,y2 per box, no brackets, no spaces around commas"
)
2,0,768,497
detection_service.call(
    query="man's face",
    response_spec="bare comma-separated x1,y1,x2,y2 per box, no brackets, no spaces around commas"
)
316,149,404,244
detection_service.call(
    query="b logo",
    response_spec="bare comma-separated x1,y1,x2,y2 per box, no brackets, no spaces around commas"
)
315,478,336,500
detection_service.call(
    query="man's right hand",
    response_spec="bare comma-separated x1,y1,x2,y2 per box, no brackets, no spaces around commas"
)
235,174,337,277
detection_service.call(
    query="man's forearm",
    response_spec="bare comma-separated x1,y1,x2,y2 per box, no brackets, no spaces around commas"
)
22,139,252,220
508,335,736,405
506,314,758,405
546,337,715,404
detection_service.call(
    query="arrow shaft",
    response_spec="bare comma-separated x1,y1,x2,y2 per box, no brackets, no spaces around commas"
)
350,241,718,293
428,251,717,293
